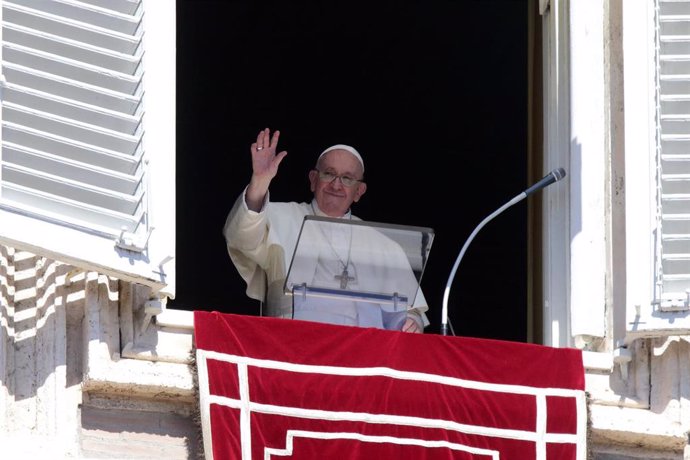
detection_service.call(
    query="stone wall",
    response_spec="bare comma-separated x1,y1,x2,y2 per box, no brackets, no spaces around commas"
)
0,245,199,458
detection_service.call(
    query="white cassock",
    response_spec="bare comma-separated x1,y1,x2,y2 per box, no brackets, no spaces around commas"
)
223,188,430,330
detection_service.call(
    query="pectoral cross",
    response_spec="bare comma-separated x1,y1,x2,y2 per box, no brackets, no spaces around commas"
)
335,268,355,289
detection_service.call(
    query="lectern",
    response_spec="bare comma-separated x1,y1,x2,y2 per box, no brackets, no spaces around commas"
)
284,215,434,330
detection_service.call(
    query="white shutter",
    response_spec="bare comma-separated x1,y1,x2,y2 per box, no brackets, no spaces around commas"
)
0,0,175,296
624,0,690,339
657,0,690,311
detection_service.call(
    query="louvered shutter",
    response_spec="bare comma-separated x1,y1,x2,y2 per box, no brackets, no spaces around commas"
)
657,0,690,311
0,0,175,296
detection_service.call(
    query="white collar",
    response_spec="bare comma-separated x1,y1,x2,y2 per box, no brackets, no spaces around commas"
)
310,199,351,219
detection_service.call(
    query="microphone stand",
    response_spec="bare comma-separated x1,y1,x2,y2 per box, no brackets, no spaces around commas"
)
440,167,566,336
440,192,526,336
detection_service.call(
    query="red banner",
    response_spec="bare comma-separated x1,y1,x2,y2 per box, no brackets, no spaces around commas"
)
194,312,586,459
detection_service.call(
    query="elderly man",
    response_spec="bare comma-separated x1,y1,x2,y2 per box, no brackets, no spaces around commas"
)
223,128,429,332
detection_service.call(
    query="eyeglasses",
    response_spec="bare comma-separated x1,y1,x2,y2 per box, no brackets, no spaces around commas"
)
315,170,362,187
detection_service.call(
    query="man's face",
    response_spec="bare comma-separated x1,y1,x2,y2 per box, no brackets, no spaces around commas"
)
309,149,367,217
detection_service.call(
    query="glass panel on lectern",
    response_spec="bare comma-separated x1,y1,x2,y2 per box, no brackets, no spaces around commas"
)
284,215,434,330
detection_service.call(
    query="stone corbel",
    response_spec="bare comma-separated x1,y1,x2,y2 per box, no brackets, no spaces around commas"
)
141,294,166,332
613,346,632,381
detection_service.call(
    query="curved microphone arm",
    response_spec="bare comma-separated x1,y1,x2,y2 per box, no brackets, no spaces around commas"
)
440,192,526,336
439,167,566,336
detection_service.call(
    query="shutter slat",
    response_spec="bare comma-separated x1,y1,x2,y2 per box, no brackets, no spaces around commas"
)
3,23,142,73
3,82,141,133
3,63,141,114
4,103,141,154
2,163,143,214
4,2,141,54
1,183,142,232
3,43,142,93
4,142,142,194
3,122,142,174
6,0,143,34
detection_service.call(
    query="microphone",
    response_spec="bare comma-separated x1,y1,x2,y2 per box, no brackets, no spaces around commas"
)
523,168,567,197
440,168,567,336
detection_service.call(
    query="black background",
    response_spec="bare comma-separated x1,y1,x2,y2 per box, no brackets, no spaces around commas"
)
171,0,529,341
